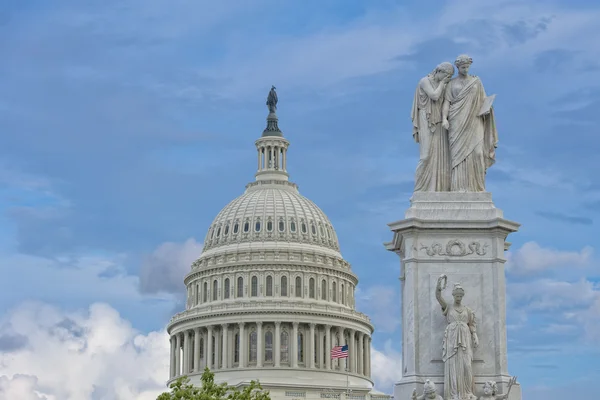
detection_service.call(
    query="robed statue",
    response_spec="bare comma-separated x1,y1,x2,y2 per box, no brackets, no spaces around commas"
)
436,276,479,400
267,85,278,113
411,55,498,192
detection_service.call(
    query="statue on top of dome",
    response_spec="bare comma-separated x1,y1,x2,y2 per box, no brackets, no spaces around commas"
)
267,85,278,113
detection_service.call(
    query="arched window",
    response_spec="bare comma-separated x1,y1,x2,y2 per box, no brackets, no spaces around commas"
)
295,276,302,297
266,276,273,296
326,226,331,239
251,276,258,297
233,222,239,234
243,221,250,232
309,278,315,299
278,220,285,232
237,277,244,298
267,220,273,232
341,283,345,305
210,227,215,239
281,276,288,297
211,335,216,366
332,281,337,302
298,332,304,363
290,220,297,232
200,337,205,359
321,280,327,300
265,331,273,362
319,224,325,236
203,282,208,303
255,220,261,232
216,226,221,237
224,224,229,235
196,283,199,305
234,333,239,363
301,221,307,234
281,331,289,363
224,278,230,299
249,331,257,363
311,223,317,235
213,280,218,301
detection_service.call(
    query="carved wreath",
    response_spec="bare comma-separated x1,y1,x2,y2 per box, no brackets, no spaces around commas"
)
420,239,488,256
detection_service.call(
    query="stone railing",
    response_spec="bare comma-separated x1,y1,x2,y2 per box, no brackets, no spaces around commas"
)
168,301,372,325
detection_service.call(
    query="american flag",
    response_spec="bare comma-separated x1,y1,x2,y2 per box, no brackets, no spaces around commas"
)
331,344,348,359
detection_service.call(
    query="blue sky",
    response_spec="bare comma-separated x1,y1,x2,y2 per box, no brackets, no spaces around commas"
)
1,0,599,399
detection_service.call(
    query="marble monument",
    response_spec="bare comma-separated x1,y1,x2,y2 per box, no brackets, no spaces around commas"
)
385,55,521,400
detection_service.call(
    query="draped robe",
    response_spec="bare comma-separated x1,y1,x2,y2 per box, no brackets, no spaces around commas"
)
445,76,498,192
411,76,451,192
442,305,477,400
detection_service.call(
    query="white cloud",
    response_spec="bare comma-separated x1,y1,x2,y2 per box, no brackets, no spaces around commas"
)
0,302,169,400
370,340,402,391
139,238,203,294
506,241,593,274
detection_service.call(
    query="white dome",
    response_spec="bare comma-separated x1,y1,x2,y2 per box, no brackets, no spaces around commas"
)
202,180,341,255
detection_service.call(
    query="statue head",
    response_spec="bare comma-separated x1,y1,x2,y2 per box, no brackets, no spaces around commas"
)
423,380,438,398
483,381,497,396
454,54,473,76
430,62,454,82
452,283,465,304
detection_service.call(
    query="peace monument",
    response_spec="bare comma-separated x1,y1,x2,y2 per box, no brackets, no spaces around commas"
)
386,55,521,400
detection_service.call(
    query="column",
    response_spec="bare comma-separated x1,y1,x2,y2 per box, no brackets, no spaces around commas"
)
257,148,261,171
325,325,331,370
206,326,213,370
358,332,364,375
182,330,189,374
239,322,246,368
256,322,263,367
169,336,175,378
309,323,316,368
175,333,182,376
318,328,324,369
193,328,200,372
274,322,281,367
366,336,371,378
292,322,299,368
337,326,344,371
282,149,286,171
349,329,356,373
221,324,228,369
202,330,208,369
214,327,221,369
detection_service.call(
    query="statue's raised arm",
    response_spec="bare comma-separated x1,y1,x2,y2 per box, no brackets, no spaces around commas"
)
435,274,448,311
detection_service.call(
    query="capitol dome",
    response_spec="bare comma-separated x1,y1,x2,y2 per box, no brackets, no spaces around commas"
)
166,89,383,400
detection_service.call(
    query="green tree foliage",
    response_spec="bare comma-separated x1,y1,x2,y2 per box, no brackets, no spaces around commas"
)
157,368,271,400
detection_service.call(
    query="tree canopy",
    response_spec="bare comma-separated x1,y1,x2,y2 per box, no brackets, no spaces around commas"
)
157,368,271,400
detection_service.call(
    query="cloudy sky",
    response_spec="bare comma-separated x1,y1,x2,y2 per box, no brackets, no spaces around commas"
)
1,0,599,399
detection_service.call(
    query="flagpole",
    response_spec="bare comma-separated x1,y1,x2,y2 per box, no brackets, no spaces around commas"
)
346,356,349,397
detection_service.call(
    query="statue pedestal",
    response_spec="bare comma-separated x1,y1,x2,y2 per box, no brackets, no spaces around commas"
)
384,192,522,400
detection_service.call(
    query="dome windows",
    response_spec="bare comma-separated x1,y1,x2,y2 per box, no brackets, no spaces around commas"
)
251,276,258,297
266,276,273,296
281,276,288,297
301,221,307,234
311,222,317,235
243,221,250,233
266,219,273,232
290,220,297,232
216,226,221,237
255,221,261,232
278,219,285,232
224,223,229,235
233,221,239,234
319,224,324,236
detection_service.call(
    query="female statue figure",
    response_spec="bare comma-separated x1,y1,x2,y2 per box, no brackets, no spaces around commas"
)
436,275,479,400
411,62,454,192
442,55,498,192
